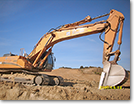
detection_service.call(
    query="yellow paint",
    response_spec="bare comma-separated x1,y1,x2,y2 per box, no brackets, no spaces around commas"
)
88,29,92,32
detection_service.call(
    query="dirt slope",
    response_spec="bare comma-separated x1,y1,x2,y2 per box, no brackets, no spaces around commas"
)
44,68,101,81
0,68,130,100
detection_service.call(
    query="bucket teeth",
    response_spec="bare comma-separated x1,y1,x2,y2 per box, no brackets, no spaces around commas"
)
98,61,128,89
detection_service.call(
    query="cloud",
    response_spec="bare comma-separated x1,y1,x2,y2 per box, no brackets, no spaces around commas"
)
0,37,18,46
87,38,95,42
0,42,10,46
0,38,10,46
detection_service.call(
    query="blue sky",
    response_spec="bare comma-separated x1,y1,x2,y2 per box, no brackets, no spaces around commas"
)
0,0,130,70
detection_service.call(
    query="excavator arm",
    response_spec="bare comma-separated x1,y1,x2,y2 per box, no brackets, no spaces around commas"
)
29,20,109,67
28,10,124,68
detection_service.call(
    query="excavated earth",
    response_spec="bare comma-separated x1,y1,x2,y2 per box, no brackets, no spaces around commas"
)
0,67,130,100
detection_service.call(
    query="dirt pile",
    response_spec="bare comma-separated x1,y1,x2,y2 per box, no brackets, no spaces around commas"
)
0,68,130,100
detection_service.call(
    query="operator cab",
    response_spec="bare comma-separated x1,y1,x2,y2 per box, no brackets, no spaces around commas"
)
41,51,55,70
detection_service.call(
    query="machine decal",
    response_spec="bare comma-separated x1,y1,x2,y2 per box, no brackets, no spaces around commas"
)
66,31,71,36
88,29,92,32
72,28,84,35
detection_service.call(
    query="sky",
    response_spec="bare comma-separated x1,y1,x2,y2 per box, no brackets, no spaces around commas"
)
0,0,130,70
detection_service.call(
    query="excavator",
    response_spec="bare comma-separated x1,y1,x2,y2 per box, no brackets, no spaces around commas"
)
0,9,128,89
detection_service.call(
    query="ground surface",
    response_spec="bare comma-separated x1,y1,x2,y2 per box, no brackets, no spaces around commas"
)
0,67,130,100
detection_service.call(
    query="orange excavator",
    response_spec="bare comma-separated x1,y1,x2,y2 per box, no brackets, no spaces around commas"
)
0,9,128,88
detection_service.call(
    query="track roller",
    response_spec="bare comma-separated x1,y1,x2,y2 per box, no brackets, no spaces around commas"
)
33,74,64,86
34,74,49,86
49,76,64,86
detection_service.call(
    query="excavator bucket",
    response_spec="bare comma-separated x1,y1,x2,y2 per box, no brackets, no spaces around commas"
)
98,61,128,89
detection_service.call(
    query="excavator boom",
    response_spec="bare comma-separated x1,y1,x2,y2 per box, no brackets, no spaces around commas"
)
0,9,128,88
29,20,109,67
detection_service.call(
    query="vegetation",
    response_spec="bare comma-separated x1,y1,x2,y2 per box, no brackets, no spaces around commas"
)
60,66,102,70
59,66,72,69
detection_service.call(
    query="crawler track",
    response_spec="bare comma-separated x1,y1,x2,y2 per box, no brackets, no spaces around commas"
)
0,69,64,86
